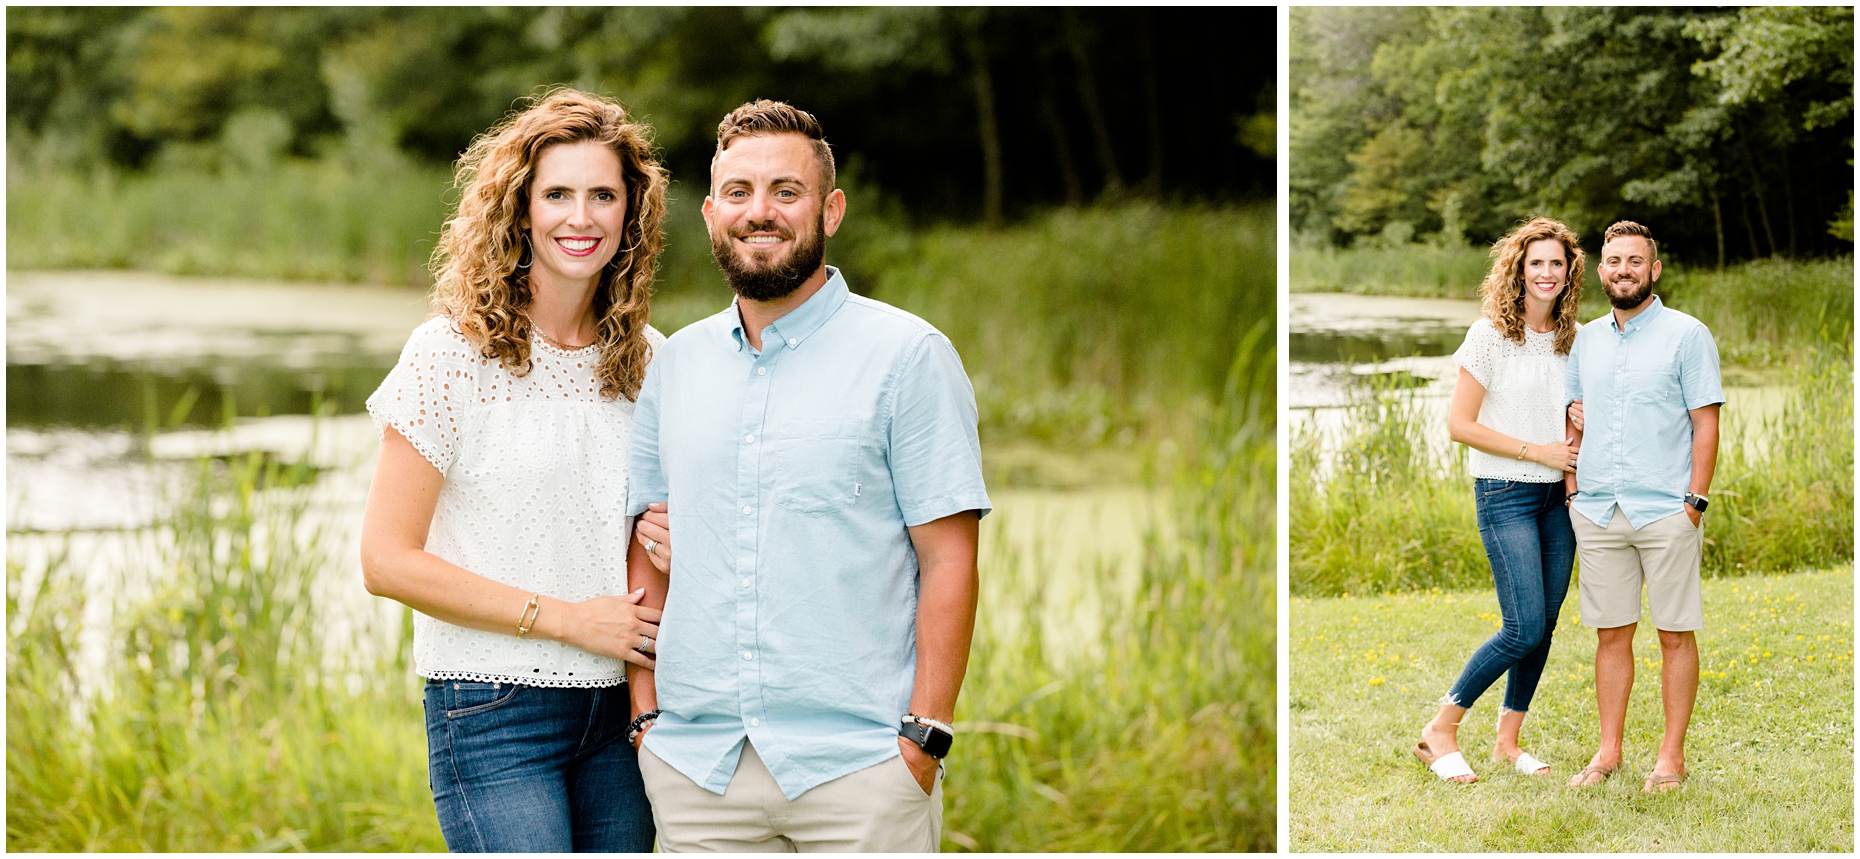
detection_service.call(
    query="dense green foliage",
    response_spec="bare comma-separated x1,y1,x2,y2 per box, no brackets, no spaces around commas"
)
1291,7,1854,263
1290,568,1854,851
7,7,1270,225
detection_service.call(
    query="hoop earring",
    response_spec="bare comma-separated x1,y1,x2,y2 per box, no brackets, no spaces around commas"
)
516,235,533,271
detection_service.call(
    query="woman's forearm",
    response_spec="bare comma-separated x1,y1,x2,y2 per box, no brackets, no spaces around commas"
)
361,426,606,650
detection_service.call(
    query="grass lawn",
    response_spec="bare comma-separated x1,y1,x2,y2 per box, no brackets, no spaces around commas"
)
1289,567,1854,852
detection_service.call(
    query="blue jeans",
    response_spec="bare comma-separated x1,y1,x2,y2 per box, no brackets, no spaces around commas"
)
424,680,654,852
1445,479,1576,713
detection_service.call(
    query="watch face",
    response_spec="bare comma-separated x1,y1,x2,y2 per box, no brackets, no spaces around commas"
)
922,725,953,758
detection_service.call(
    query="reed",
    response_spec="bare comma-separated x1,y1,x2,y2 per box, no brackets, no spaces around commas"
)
6,450,442,851
948,327,1276,851
1292,357,1854,596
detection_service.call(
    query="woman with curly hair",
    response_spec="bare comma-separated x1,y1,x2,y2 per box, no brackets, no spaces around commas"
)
360,88,667,850
1412,217,1585,784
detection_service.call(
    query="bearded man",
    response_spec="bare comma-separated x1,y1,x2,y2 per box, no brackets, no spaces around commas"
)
1563,220,1723,793
622,100,990,851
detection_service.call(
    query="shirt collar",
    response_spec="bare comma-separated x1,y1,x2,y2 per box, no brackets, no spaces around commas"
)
730,266,848,352
1609,293,1664,334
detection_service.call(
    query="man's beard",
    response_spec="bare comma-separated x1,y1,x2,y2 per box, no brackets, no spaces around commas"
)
711,214,825,302
1604,277,1653,310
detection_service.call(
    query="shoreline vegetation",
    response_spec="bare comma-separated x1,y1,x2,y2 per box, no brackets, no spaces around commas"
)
5,186,1276,849
1291,244,1852,598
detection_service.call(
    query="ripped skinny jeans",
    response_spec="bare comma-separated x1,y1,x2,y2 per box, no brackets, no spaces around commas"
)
1443,478,1576,714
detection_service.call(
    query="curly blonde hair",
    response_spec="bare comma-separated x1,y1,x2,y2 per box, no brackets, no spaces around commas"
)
1478,217,1585,355
430,88,668,401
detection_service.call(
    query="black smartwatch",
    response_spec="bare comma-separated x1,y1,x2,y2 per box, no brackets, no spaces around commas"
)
1684,493,1709,513
900,714,954,759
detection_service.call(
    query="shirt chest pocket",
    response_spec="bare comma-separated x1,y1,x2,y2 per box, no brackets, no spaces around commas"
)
764,417,872,516
1623,365,1677,406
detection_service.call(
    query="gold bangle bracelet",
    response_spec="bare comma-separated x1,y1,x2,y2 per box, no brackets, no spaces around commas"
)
1517,442,1529,461
517,594,541,637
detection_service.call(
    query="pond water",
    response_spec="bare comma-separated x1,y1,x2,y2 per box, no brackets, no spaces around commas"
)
7,270,1157,668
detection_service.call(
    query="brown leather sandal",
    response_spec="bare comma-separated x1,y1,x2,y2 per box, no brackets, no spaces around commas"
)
1566,763,1613,788
1642,769,1688,792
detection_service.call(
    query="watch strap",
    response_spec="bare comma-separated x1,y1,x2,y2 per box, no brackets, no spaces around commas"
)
900,715,953,758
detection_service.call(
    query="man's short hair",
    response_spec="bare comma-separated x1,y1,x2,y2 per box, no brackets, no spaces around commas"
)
713,100,836,195
1602,220,1658,260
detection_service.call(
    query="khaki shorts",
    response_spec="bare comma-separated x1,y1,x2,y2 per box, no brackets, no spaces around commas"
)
639,740,943,853
1570,504,1704,632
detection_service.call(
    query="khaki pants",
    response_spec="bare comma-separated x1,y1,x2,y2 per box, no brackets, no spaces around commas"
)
1570,505,1705,631
639,741,943,853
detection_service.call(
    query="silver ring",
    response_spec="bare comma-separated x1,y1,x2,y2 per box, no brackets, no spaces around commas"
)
644,538,658,556
639,636,655,654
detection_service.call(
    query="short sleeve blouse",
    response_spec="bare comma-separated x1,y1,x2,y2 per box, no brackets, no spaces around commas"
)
1452,317,1578,483
365,317,663,687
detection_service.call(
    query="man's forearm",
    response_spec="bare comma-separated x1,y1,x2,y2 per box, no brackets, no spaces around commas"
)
1688,405,1720,496
906,512,981,723
1566,417,1583,498
627,524,668,718
911,565,978,722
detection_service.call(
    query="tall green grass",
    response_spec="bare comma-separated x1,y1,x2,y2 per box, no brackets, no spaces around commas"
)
1289,377,1482,597
870,203,1276,448
6,344,1275,850
6,157,451,286
6,452,440,851
1292,357,1854,597
1290,242,1492,299
950,327,1275,851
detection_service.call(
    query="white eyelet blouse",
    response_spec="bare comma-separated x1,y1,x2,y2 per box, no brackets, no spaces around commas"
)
1453,317,1580,483
366,316,663,687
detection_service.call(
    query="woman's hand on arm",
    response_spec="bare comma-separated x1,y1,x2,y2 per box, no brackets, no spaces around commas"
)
1447,367,1577,473
359,426,657,667
634,503,671,573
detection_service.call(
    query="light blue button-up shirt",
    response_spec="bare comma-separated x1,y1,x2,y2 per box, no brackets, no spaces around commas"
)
626,267,991,799
1566,295,1723,530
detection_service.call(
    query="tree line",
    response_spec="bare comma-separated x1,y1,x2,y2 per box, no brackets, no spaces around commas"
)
1292,6,1854,264
7,7,1274,225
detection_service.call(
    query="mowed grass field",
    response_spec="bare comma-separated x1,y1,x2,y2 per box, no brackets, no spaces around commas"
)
1289,567,1853,852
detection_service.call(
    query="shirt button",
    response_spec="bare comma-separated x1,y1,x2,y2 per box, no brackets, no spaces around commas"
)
742,651,754,661
756,367,767,376
741,577,752,588
788,338,797,347
750,717,760,727
745,433,755,443
743,506,753,515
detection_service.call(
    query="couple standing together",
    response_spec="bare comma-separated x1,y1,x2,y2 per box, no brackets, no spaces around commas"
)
1412,218,1722,793
361,89,988,852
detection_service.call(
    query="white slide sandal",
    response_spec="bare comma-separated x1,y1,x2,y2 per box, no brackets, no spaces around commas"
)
1511,751,1551,776
1412,742,1477,782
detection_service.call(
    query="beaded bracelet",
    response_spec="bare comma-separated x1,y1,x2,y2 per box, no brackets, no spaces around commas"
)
627,710,661,746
